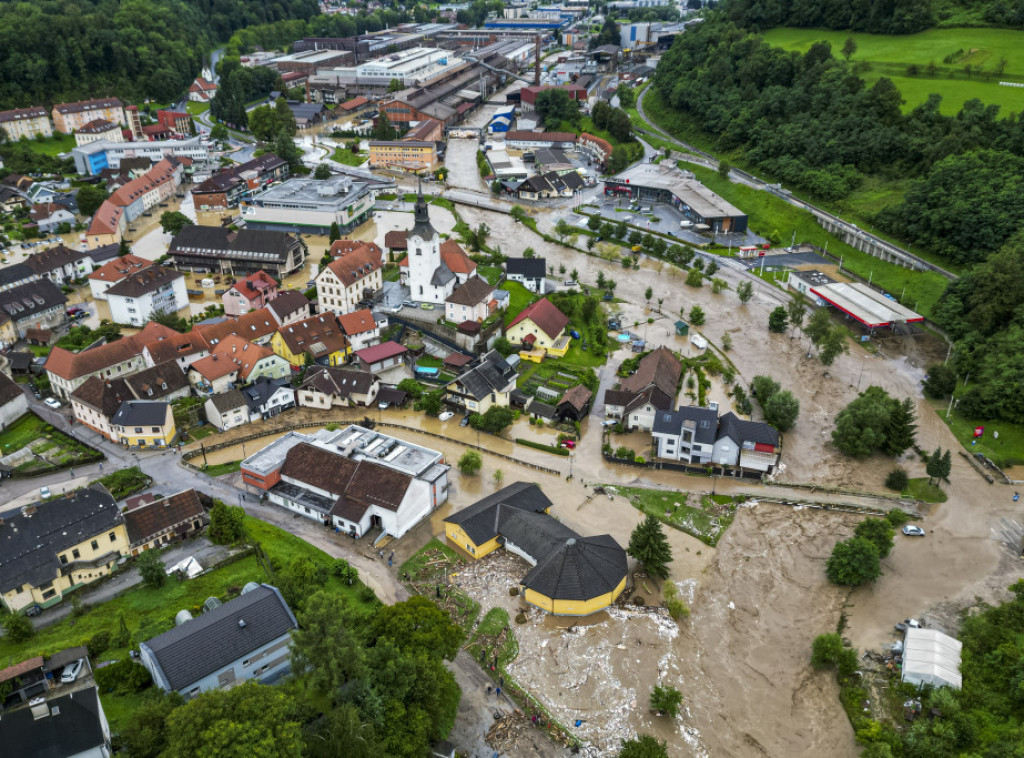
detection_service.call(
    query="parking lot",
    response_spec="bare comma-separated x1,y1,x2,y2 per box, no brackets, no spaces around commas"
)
585,195,767,249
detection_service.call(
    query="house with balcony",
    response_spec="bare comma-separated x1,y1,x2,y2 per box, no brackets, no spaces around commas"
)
105,265,188,327
0,487,129,613
337,308,381,353
24,244,94,286
189,335,290,395
444,350,517,415
505,297,569,358
603,347,681,432
297,366,379,409
223,270,279,316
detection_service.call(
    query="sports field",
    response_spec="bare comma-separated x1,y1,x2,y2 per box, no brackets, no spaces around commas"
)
761,27,1024,115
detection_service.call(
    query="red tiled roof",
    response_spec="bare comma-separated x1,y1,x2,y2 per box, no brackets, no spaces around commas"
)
337,308,377,336
0,656,44,684
440,240,476,274
354,341,407,364
508,297,569,340
339,96,369,111
229,270,277,302
323,243,381,287
88,254,149,282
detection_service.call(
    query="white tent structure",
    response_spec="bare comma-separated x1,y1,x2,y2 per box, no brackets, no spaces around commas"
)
902,628,962,689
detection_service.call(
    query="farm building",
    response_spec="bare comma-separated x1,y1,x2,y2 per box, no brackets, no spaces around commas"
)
444,482,628,616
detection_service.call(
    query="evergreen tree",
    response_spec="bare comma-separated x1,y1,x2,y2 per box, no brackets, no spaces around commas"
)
925,447,944,485
627,514,673,579
329,222,341,243
768,306,789,333
883,397,917,457
939,449,952,480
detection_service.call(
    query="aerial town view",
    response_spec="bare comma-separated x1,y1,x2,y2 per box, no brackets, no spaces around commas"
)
1,0,1023,756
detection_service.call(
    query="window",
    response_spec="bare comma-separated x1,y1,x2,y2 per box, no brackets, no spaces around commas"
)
135,427,142,433
151,427,160,433
90,540,98,550
59,554,68,565
72,549,80,559
42,588,56,599
109,532,117,542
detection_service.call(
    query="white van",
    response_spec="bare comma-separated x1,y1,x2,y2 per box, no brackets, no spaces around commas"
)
680,220,694,228
640,206,652,213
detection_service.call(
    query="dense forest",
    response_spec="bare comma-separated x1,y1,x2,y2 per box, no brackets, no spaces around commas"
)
723,0,934,34
0,0,318,108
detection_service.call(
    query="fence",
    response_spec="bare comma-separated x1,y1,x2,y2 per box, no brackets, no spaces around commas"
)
601,452,765,480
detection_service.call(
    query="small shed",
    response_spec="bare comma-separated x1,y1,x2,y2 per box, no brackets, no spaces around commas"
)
674,320,689,336
557,384,593,421
902,628,962,690
25,327,54,346
443,352,473,373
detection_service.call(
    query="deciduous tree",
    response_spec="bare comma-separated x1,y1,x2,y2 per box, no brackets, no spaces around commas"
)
825,537,881,586
137,549,166,588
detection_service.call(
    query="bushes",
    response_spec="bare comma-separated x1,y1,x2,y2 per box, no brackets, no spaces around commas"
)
825,536,881,586
811,633,858,677
515,438,570,456
885,467,908,491
458,450,482,475
663,582,690,621
94,658,152,694
208,501,246,545
2,612,34,643
95,466,152,499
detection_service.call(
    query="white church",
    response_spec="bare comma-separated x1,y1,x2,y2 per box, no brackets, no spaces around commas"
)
399,190,477,304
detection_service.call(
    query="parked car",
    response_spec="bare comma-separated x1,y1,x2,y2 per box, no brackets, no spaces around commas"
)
25,604,42,617
378,401,390,410
560,439,576,450
402,300,416,308
902,525,926,537
438,411,454,422
44,398,61,409
460,415,471,427
569,329,581,339
40,486,51,499
421,303,435,310
60,658,84,683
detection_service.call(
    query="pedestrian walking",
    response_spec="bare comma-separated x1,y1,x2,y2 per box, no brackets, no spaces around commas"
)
1014,492,1020,502
388,556,393,568
499,675,504,688
496,687,501,697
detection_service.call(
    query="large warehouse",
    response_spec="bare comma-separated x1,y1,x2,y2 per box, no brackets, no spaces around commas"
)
809,282,924,329
444,482,628,616
604,162,749,234
241,175,376,235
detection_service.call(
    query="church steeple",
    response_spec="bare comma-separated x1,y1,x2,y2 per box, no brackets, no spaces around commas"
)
409,176,436,240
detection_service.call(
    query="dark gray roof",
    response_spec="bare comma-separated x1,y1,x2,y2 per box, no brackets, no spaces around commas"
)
208,388,247,413
444,482,552,545
300,365,376,399
452,350,517,401
243,377,292,411
0,279,66,322
170,225,301,262
42,645,90,674
111,400,169,427
506,257,546,279
0,263,34,288
409,191,436,241
86,243,121,265
521,534,627,602
140,584,297,691
124,361,190,400
0,686,107,757
718,411,780,446
430,259,455,287
0,486,122,594
496,508,577,562
526,397,557,419
652,405,719,444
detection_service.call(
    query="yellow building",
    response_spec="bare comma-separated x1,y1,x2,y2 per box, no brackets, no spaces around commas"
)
506,297,570,357
0,487,130,613
444,482,628,616
0,106,53,140
367,139,439,173
111,400,176,449
271,313,351,368
52,97,125,134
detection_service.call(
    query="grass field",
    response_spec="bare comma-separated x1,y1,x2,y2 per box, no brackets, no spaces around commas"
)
931,399,1024,468
682,162,950,317
502,280,538,326
26,133,76,157
616,486,739,546
331,146,368,166
904,477,948,503
185,101,210,116
761,27,1024,115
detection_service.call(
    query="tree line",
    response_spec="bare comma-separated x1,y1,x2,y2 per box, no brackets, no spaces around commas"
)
0,0,318,108
722,0,934,34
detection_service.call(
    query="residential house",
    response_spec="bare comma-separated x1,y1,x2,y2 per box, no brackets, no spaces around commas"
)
265,290,311,326
515,170,584,200
124,362,191,402
52,98,125,134
709,411,781,472
240,425,449,539
28,203,75,234
603,346,681,432
141,329,211,372
443,482,627,616
445,275,495,324
444,350,517,415
505,257,545,293
167,226,307,279
140,584,297,700
353,341,407,374
503,131,577,150
316,243,383,316
24,244,94,286
297,366,380,408
87,241,129,268
111,400,176,448
242,377,295,421
204,389,250,432
188,335,291,394
0,486,129,613
337,308,381,352
195,309,281,348
45,322,176,399
0,279,67,339
85,157,185,248
0,106,52,140
156,110,192,136
191,154,289,210
88,254,150,301
328,238,384,263
223,270,279,316
0,312,17,351
105,265,188,327
123,489,207,555
74,118,124,145
506,297,569,356
384,229,408,260
71,363,188,441
578,132,612,168
0,262,37,291
188,77,219,102
0,686,112,756
271,313,350,368
650,405,719,464
0,372,28,431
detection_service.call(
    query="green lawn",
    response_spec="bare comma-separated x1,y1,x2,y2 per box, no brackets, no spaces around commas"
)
416,354,443,369
478,265,502,285
331,147,368,166
502,280,538,326
186,101,210,116
0,516,376,666
201,460,241,476
0,413,99,474
683,162,950,317
761,27,1024,115
616,486,739,546
903,477,948,503
933,400,1024,468
26,133,77,157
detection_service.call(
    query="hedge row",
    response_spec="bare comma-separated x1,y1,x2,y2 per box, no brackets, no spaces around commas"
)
515,438,570,456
